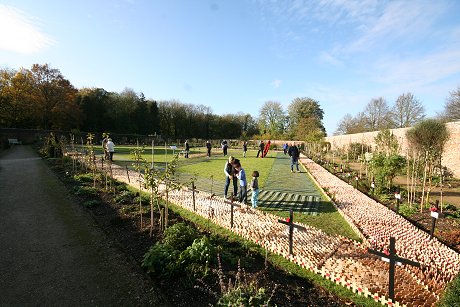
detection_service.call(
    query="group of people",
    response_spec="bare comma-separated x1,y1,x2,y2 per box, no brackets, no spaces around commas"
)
101,136,115,162
256,140,271,158
224,156,259,208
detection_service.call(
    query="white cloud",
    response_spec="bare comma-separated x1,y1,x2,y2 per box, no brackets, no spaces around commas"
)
270,79,282,89
0,5,54,54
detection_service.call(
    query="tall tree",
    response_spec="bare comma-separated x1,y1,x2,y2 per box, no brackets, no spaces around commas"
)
0,67,37,128
30,64,80,130
406,119,449,210
440,86,460,122
362,97,392,131
258,101,286,137
334,113,367,135
391,92,425,128
287,97,326,139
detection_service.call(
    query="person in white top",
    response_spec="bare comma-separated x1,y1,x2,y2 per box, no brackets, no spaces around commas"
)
106,138,115,161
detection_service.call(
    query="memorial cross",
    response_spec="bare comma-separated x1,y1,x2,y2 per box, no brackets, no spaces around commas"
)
278,208,306,255
367,237,420,302
224,193,241,228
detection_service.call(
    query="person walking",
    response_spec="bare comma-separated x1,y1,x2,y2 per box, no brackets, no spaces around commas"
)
106,138,115,162
256,140,264,158
223,156,238,199
250,170,259,208
288,142,300,173
184,140,190,158
206,140,212,157
234,161,247,204
283,143,288,155
221,139,228,156
243,141,248,158
262,140,271,158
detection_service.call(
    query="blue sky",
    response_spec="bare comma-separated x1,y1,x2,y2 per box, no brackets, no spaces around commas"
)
1,0,460,135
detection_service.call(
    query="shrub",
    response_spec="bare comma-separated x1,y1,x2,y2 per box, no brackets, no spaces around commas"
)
114,190,135,204
438,274,460,307
180,236,216,280
83,200,100,208
141,243,180,278
163,222,199,251
73,173,97,183
73,186,98,197
398,203,418,217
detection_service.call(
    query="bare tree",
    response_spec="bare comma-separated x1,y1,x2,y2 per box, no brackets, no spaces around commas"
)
439,86,460,122
391,92,425,128
362,97,392,131
334,113,367,135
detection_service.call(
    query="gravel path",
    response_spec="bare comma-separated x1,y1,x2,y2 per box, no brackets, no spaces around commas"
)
0,146,166,307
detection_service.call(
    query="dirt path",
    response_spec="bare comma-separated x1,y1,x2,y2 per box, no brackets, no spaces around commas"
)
0,146,166,306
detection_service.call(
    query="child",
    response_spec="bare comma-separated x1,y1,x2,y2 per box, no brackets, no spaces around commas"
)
234,161,247,204
250,171,259,208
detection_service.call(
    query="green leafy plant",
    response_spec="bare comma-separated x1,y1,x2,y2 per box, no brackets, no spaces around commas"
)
83,199,100,208
179,236,216,280
141,243,180,278
163,222,199,251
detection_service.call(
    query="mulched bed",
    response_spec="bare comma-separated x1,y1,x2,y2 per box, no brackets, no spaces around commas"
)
50,160,355,306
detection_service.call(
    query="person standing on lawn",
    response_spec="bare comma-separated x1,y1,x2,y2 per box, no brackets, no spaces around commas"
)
283,143,288,155
206,140,212,157
223,156,238,199
250,170,259,208
106,138,115,162
256,140,264,158
184,139,190,158
221,139,228,156
234,161,247,204
288,142,300,173
243,141,248,157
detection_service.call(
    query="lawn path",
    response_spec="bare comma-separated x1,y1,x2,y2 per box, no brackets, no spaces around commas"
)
263,152,322,196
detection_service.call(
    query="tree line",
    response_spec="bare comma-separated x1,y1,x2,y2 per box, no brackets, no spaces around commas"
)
0,64,327,142
335,89,460,135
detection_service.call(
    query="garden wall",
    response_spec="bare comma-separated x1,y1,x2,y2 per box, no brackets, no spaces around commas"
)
324,121,460,178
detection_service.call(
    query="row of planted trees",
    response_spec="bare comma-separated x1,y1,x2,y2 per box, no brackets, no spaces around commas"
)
307,119,450,212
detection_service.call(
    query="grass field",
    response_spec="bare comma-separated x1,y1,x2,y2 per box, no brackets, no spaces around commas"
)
97,145,360,240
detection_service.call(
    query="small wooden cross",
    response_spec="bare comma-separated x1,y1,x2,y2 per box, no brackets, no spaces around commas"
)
224,193,241,228
278,208,306,255
368,237,420,302
191,181,199,211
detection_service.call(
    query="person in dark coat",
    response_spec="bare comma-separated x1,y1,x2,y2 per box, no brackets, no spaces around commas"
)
206,140,212,157
184,140,190,158
288,142,300,172
256,140,264,158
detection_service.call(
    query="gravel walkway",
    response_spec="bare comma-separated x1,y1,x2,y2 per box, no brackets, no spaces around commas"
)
0,146,165,307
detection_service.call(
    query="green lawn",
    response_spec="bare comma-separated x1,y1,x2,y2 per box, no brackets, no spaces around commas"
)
106,145,360,241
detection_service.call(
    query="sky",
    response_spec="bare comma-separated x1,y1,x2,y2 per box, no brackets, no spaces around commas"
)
1,0,460,135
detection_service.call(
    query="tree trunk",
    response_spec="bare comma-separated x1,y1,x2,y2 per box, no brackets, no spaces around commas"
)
420,151,429,212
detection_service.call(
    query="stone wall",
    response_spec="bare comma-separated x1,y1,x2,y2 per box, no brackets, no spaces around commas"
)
324,121,460,178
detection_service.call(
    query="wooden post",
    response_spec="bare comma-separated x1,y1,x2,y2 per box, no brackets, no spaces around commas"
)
191,181,197,211
277,208,306,255
368,237,420,302
224,193,241,229
126,165,130,183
